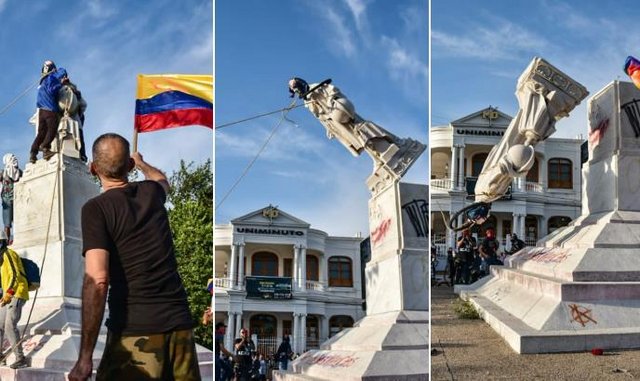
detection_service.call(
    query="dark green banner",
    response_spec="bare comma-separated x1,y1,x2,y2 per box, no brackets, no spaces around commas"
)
245,276,292,299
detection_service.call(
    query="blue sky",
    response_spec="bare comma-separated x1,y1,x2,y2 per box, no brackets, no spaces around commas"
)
0,1,212,177
432,0,640,139
215,0,428,236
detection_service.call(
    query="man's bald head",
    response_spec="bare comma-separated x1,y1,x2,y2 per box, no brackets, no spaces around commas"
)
91,133,132,180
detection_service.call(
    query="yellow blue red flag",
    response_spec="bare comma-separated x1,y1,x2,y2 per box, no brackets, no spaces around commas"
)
135,74,213,133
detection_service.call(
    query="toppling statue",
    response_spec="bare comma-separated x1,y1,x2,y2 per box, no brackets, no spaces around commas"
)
448,57,589,231
29,60,87,164
288,78,425,193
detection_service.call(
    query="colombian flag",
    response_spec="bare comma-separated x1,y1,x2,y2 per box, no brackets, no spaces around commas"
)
135,74,213,133
624,56,640,90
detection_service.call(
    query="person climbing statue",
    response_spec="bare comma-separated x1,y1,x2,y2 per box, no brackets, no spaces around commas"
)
30,60,68,163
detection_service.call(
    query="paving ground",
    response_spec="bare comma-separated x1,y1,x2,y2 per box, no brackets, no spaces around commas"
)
431,285,640,381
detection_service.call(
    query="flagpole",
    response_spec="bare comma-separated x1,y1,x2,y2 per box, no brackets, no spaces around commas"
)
132,128,138,153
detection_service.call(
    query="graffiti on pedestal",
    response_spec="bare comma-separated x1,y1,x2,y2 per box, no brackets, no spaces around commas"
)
371,218,392,246
568,303,597,327
298,352,358,368
514,247,569,264
402,199,428,238
621,98,640,138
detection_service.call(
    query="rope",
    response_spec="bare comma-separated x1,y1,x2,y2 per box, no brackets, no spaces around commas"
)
216,100,297,209
0,81,39,117
215,103,305,130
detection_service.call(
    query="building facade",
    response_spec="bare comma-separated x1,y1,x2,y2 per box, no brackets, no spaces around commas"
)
431,107,583,258
214,206,364,356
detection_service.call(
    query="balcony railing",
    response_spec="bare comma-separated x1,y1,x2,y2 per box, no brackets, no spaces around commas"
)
305,280,326,291
430,178,453,190
524,182,544,193
215,277,234,289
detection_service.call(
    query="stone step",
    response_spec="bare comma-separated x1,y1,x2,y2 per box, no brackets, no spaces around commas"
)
490,266,640,301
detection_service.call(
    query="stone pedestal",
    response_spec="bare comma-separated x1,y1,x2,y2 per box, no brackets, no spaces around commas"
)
275,183,428,380
1,155,212,380
456,81,640,353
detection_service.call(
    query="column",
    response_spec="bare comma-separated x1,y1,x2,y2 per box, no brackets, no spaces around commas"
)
293,245,299,291
458,144,465,190
519,215,526,240
236,312,243,334
320,254,328,287
320,315,330,342
229,244,238,289
450,145,458,189
300,314,307,353
512,213,519,240
292,313,299,354
238,243,246,289
300,246,307,290
226,312,235,350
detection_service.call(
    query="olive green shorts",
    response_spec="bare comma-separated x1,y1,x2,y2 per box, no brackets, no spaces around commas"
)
96,328,201,381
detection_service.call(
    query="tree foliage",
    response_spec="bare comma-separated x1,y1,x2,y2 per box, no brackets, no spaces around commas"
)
167,159,213,349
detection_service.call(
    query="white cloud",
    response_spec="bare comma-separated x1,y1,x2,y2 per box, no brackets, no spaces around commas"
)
322,8,357,58
382,36,428,99
432,19,546,60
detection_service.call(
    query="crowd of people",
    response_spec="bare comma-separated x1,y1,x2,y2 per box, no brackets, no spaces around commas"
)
440,229,526,285
215,323,297,381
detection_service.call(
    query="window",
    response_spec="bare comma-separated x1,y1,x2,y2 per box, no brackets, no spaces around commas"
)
526,158,539,183
283,258,292,277
548,216,572,234
471,153,489,177
250,314,277,336
329,315,354,337
548,158,572,189
328,257,353,287
251,252,278,276
307,255,319,281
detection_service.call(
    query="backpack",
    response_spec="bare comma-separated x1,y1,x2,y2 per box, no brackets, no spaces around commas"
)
20,257,40,291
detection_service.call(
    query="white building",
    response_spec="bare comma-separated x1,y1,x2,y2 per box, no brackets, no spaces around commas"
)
214,205,364,356
431,107,583,256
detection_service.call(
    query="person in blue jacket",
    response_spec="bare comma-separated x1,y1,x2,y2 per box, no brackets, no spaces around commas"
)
30,60,68,163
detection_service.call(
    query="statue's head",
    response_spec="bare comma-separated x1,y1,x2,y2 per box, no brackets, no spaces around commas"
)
41,60,56,77
288,77,309,98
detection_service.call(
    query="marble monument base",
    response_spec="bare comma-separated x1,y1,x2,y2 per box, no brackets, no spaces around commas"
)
456,210,640,354
274,310,428,381
275,182,429,380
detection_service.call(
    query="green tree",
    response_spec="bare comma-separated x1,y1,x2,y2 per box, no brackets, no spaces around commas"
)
167,159,213,349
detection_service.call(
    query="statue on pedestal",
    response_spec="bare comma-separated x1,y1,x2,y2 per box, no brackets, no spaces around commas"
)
288,78,425,193
29,60,87,164
449,57,589,231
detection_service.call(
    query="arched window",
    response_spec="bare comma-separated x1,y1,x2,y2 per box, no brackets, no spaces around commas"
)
526,158,539,183
250,314,277,336
471,153,489,177
548,158,572,189
307,255,319,281
251,252,278,276
329,315,354,337
328,257,353,287
306,315,319,348
548,216,572,234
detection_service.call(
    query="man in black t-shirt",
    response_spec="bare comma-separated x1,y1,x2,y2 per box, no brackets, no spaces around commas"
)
455,230,474,284
235,328,257,381
69,133,200,381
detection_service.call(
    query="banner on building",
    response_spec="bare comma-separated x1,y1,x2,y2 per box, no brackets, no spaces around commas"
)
245,276,292,300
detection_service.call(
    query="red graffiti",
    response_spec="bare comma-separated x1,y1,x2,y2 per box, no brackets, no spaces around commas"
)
588,117,609,148
515,247,569,264
302,353,358,368
569,304,597,327
371,218,392,246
